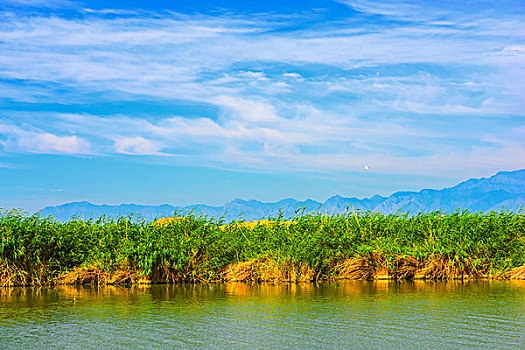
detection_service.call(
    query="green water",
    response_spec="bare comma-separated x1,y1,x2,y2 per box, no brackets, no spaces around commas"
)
1,281,524,349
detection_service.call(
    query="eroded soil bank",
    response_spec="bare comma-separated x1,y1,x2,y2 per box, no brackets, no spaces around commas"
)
48,255,525,286
1,211,524,286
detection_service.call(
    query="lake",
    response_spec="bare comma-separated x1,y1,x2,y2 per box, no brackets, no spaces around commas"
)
1,281,524,349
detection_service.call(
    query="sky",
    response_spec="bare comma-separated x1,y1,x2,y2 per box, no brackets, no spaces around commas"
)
0,0,524,212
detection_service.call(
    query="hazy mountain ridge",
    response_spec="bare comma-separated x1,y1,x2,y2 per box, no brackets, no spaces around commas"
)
38,169,525,222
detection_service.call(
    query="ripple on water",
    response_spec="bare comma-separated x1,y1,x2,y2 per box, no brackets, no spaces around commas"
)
1,281,525,349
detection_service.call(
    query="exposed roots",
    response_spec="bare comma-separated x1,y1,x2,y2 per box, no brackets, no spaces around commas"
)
222,257,314,282
55,266,135,285
0,261,29,287
332,257,375,280
2,255,522,287
509,265,525,279
0,261,57,287
332,255,419,280
54,264,198,285
391,256,419,280
333,254,489,280
414,255,487,280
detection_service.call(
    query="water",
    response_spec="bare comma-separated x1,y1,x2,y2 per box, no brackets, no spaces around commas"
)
1,281,524,349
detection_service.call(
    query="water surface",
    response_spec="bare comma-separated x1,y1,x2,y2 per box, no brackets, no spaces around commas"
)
1,281,524,349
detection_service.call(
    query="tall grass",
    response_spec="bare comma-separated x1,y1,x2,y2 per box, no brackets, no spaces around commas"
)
1,209,524,286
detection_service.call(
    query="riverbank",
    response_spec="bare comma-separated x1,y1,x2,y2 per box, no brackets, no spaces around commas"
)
1,210,524,286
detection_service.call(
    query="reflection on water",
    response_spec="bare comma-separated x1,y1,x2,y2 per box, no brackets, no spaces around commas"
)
1,281,525,349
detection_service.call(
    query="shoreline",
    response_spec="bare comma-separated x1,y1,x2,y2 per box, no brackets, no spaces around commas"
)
1,210,524,287
3,257,524,287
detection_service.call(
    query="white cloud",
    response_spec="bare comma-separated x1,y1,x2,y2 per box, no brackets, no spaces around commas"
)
113,136,163,155
29,133,89,154
0,123,91,154
2,100,523,178
0,161,18,168
282,72,303,79
213,96,281,124
336,0,524,30
81,8,139,15
0,7,522,103
238,71,267,80
0,5,523,178
337,0,429,19
1,0,75,8
499,45,525,56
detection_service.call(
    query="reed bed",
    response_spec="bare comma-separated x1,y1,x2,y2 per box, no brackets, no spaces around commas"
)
0,209,524,286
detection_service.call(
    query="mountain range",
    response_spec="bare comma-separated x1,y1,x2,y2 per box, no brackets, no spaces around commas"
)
38,169,525,222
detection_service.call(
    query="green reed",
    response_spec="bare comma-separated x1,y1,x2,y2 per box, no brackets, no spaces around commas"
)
0,208,524,285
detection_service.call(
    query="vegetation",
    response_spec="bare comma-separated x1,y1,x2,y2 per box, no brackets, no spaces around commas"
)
1,209,524,286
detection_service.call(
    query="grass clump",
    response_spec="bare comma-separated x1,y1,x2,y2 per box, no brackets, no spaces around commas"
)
0,209,524,286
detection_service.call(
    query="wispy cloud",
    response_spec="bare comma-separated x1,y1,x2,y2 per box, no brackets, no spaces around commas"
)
114,136,164,155
0,122,91,154
1,0,76,8
337,0,525,27
0,1,523,178
3,103,521,179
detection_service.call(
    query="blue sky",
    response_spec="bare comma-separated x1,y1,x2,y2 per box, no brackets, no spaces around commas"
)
0,0,524,212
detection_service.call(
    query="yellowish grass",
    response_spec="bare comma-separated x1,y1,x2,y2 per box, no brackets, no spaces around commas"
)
0,261,28,287
333,257,375,280
222,257,314,282
151,217,186,226
55,266,134,285
219,220,296,230
332,254,490,280
392,255,419,280
414,255,486,280
509,265,525,279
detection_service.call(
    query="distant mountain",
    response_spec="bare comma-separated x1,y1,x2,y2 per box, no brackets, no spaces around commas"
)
38,169,525,222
